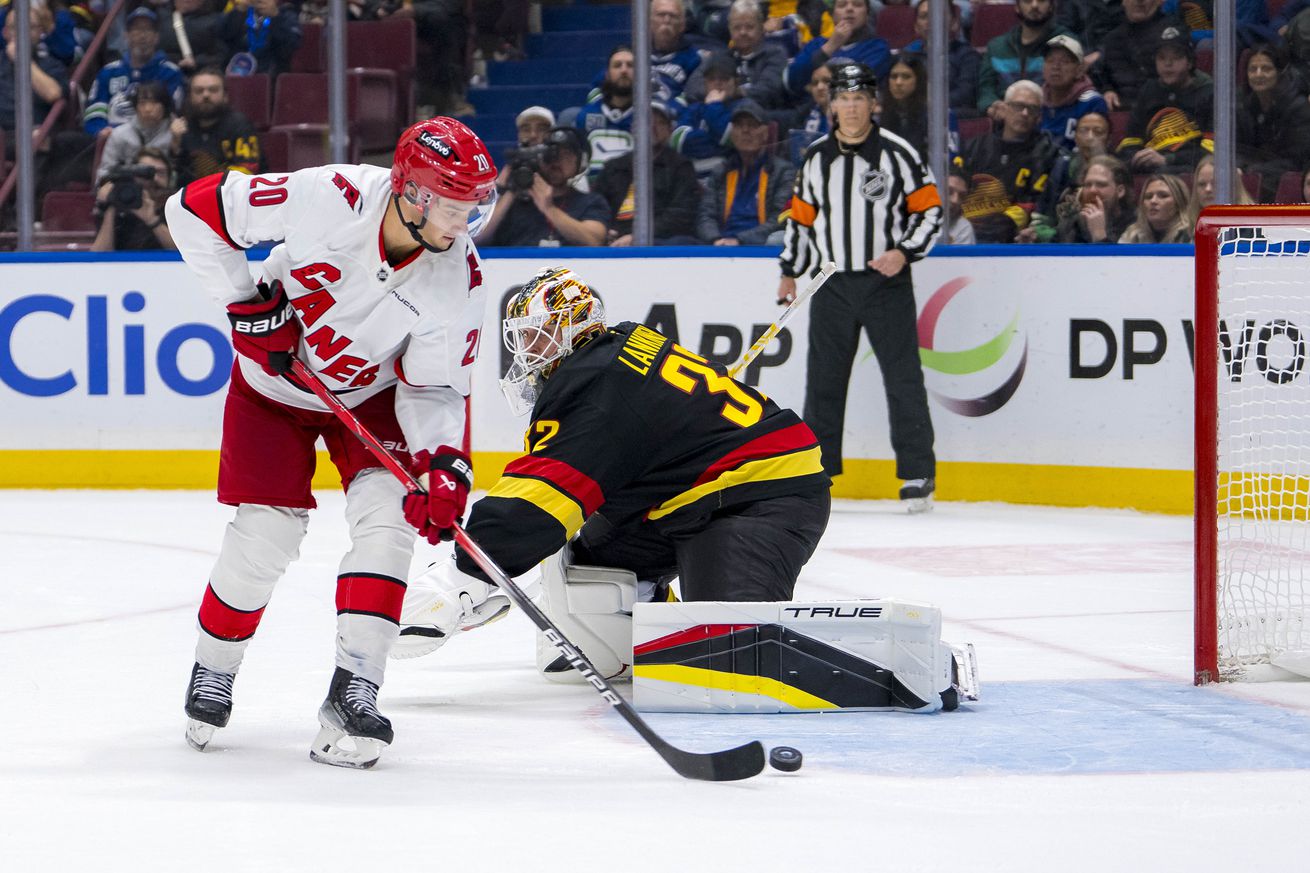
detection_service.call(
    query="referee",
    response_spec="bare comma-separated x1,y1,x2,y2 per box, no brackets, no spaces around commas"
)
777,61,943,511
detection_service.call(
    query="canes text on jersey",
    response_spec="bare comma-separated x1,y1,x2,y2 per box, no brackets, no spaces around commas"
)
287,262,381,387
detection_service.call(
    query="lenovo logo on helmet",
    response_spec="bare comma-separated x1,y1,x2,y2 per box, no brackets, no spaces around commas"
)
416,131,454,159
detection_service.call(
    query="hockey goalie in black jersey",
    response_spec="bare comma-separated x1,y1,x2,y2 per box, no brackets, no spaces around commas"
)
394,266,832,676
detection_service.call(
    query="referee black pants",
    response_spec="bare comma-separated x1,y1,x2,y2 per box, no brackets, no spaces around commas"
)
803,269,935,480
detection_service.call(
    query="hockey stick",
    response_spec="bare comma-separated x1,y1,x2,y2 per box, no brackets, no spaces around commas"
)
287,358,766,781
726,260,837,380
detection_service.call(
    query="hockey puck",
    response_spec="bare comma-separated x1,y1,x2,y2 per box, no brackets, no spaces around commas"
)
768,746,803,772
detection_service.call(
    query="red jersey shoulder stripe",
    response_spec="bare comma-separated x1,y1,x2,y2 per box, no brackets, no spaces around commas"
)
503,454,606,516
180,171,241,250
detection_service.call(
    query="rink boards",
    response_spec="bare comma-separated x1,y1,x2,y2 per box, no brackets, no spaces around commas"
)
0,245,1219,511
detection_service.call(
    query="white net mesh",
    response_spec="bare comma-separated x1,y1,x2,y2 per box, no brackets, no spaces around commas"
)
1216,229,1310,676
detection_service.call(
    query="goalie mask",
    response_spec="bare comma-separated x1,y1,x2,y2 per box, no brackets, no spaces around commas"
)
500,267,607,416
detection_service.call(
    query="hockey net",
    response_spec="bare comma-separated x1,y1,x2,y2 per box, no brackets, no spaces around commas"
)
1196,207,1310,683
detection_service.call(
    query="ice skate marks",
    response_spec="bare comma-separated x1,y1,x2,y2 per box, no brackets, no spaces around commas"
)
636,680,1310,776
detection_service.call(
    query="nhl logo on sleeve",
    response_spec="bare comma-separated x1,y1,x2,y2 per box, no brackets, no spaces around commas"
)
860,168,888,201
416,131,454,158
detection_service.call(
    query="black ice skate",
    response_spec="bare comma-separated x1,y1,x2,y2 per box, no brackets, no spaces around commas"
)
899,478,936,514
185,662,235,751
309,667,393,769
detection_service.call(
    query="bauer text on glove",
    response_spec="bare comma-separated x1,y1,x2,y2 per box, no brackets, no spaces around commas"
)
226,279,300,376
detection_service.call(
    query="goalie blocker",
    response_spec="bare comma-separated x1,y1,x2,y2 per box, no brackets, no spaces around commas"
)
533,550,978,713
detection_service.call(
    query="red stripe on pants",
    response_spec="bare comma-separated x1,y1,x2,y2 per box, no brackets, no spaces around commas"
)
336,573,406,623
198,584,266,641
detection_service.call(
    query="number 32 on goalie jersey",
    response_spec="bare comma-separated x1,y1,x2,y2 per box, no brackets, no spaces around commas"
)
525,419,561,452
662,345,763,428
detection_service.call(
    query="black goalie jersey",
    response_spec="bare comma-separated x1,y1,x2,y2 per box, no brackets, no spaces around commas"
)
457,322,830,579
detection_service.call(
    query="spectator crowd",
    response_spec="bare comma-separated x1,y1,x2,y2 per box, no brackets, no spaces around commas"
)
483,0,1310,249
5,1,1310,249
1,0,529,249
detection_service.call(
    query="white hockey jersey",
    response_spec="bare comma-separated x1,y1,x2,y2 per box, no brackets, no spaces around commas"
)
164,164,485,456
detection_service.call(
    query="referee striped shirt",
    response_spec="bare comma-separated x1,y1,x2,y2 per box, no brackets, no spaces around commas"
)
779,125,943,277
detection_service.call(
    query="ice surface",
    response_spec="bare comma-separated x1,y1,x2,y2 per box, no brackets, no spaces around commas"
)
3,492,1309,872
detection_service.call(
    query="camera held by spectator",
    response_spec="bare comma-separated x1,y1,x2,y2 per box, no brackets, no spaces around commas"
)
503,143,554,200
480,127,611,248
93,147,176,251
102,163,159,213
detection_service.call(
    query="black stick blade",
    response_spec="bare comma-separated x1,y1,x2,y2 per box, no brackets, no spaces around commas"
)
660,739,766,782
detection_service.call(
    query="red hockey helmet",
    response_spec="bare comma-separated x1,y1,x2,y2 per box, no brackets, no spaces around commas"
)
391,117,498,236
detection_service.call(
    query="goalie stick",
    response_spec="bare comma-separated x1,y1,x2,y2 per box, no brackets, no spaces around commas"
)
287,358,767,781
726,260,837,380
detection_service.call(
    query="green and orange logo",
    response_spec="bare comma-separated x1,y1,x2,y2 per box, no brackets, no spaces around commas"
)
917,277,1026,416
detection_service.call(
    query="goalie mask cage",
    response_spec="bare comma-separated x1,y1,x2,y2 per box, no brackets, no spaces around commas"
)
1196,206,1310,684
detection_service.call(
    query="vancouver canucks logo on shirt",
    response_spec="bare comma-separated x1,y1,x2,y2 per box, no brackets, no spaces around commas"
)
860,168,888,201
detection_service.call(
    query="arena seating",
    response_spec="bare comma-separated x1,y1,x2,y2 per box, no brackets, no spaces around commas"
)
262,125,359,173
1275,170,1305,204
958,116,993,145
875,5,918,51
468,3,632,161
1108,111,1130,150
346,18,418,141
225,74,271,131
269,70,397,154
40,191,96,234
292,21,325,73
971,3,1016,48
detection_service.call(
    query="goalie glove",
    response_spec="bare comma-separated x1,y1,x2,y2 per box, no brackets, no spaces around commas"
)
226,279,300,376
402,447,473,545
391,557,511,659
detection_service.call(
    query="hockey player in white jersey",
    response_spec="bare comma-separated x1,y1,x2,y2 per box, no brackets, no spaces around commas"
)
165,117,502,768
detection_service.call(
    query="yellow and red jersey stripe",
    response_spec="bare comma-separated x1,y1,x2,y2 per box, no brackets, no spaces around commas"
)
486,454,607,540
646,421,824,521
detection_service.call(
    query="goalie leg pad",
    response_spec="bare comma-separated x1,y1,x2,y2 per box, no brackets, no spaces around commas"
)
536,548,638,683
632,600,976,714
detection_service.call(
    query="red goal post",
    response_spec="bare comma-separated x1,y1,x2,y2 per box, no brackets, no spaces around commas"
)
1195,206,1310,684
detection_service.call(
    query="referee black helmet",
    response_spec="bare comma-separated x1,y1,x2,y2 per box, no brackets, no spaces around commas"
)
829,61,877,95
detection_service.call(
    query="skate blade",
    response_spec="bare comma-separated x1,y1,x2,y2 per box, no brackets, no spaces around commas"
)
951,643,981,701
185,719,216,752
904,495,934,514
309,724,387,770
